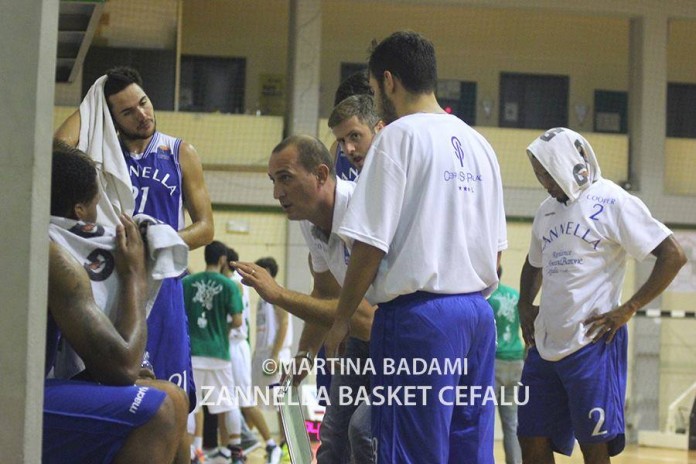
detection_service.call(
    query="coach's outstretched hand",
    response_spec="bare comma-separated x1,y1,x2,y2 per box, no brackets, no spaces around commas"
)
233,261,283,304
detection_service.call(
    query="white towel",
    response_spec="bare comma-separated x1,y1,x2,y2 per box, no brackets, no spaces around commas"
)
48,215,188,379
78,75,135,228
133,213,189,279
526,127,602,203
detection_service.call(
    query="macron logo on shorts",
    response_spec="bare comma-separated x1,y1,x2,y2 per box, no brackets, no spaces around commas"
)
129,386,150,414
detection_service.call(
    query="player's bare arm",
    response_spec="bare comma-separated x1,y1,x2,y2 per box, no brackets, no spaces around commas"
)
178,141,214,250
228,313,243,331
234,260,373,340
584,234,686,343
53,109,81,147
324,241,384,357
48,214,148,385
519,255,542,347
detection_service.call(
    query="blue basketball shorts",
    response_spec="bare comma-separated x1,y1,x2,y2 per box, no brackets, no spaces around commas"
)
370,291,496,464
43,378,166,464
147,276,196,411
517,325,628,456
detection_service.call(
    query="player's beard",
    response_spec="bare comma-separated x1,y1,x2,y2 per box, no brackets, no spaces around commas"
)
378,83,399,125
116,117,157,142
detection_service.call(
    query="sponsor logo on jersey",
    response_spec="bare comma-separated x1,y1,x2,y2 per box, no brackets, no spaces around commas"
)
129,386,150,414
83,248,115,282
541,221,601,251
157,145,172,160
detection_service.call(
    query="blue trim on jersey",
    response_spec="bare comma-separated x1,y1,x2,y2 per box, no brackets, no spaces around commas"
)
518,326,627,457
371,291,496,464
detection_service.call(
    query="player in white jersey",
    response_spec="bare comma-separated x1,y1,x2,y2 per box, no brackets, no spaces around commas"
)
324,31,507,464
517,128,686,464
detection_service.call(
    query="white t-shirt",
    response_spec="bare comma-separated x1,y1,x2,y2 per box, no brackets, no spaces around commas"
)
299,179,377,302
528,178,671,361
337,113,507,304
229,271,250,342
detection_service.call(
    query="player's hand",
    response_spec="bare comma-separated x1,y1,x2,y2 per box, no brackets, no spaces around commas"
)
518,301,538,347
584,304,635,344
233,261,283,303
282,354,312,387
324,318,350,359
114,214,146,280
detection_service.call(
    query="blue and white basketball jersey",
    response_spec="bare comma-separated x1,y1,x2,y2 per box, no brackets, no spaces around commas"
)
123,132,184,231
122,132,195,408
334,145,359,181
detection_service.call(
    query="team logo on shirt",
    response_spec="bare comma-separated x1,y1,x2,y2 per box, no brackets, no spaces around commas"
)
83,248,115,282
573,163,589,186
451,136,465,167
69,222,105,238
192,279,224,328
156,145,172,160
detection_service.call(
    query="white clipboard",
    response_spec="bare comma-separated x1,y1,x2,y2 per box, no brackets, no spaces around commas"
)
277,375,314,463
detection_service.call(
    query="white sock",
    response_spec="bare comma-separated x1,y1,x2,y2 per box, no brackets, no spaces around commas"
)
218,446,231,458
193,436,203,450
228,437,242,447
224,408,242,436
266,439,276,447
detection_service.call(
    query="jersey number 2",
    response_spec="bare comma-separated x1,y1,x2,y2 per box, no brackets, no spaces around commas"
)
589,407,608,436
589,203,604,221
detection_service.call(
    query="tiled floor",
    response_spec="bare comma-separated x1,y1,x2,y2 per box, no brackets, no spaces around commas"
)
242,441,696,463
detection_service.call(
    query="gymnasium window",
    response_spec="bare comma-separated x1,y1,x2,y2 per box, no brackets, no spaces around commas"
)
498,72,569,129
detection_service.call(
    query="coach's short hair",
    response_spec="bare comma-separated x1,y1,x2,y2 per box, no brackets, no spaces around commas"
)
51,142,98,219
104,66,145,105
328,94,380,130
272,135,335,178
369,31,437,94
255,257,278,278
204,241,228,265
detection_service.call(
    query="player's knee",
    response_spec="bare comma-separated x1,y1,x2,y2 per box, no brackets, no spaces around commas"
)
149,394,180,445
139,379,189,427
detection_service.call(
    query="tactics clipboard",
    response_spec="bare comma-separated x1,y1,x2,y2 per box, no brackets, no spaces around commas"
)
277,375,314,463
